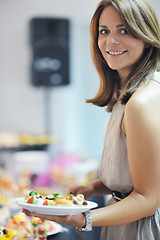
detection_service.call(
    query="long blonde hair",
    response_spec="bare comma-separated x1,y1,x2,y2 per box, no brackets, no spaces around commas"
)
87,0,160,111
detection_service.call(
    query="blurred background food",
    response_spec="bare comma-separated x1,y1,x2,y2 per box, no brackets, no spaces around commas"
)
0,211,63,239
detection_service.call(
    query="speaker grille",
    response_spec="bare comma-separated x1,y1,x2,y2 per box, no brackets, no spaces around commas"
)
30,18,70,87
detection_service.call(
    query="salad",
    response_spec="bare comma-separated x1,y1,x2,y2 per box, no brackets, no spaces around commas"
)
25,190,88,207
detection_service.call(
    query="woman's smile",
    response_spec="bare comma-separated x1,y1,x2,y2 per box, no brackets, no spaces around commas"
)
107,50,127,56
98,6,145,81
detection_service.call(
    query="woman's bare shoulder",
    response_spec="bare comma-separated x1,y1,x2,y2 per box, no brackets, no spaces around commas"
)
123,76,160,132
126,77,160,115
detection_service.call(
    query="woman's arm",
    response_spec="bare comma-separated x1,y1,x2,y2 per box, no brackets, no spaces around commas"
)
91,179,112,196
91,89,160,226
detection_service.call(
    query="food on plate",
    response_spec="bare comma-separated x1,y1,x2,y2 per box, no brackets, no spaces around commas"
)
37,226,47,240
31,217,45,238
0,227,31,240
25,190,88,207
0,227,14,239
31,217,57,238
3,212,32,239
1,212,60,239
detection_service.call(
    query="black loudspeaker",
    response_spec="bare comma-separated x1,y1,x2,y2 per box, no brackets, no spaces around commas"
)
30,18,70,87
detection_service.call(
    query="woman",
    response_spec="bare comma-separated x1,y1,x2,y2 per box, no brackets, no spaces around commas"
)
23,0,160,239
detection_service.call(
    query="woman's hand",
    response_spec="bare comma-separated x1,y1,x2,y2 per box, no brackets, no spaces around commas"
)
68,183,94,200
22,209,85,228
68,179,111,199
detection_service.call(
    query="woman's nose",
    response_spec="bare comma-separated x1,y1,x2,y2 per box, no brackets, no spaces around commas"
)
106,33,120,45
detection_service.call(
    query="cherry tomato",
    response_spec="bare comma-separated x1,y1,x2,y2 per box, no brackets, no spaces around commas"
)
43,199,48,205
38,227,45,234
27,198,33,204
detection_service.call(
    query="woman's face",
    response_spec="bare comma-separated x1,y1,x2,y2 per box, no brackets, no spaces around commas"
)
98,6,146,81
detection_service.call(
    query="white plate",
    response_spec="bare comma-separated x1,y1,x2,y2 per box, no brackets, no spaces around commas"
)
46,222,63,235
12,197,98,215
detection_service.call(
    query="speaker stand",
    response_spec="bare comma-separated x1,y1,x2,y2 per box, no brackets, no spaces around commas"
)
44,87,53,160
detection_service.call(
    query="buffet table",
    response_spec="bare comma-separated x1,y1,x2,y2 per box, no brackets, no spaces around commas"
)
0,192,105,240
0,149,104,239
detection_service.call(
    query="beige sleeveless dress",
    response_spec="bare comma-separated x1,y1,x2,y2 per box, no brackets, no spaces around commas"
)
99,72,160,240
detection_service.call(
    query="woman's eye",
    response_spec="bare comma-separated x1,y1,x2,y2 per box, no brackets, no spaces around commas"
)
120,28,129,35
100,29,109,35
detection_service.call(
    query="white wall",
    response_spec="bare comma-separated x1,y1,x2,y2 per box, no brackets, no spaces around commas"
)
0,0,159,158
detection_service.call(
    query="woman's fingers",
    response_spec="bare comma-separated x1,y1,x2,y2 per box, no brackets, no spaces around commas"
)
22,208,72,223
22,209,32,216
